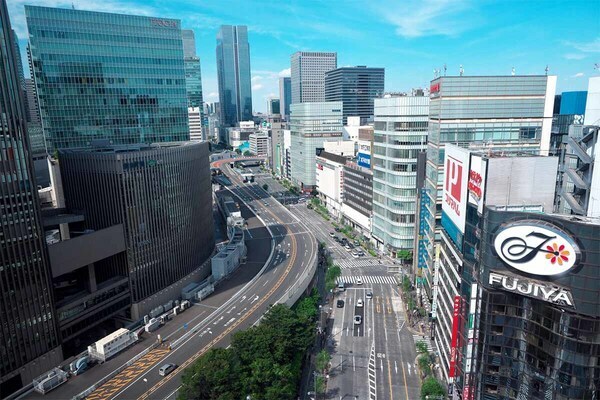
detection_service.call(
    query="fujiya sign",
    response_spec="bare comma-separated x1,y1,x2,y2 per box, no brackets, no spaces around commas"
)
494,223,579,276
488,272,575,308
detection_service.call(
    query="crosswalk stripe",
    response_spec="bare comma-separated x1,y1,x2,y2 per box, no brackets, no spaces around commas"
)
336,275,398,285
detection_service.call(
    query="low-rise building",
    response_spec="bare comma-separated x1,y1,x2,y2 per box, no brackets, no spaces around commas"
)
188,106,204,141
341,161,373,236
315,151,347,218
249,132,269,157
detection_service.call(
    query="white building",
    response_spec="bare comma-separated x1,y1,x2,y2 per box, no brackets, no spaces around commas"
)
323,139,355,157
585,77,600,125
249,132,269,157
316,151,347,218
291,51,337,104
188,107,204,141
283,129,291,179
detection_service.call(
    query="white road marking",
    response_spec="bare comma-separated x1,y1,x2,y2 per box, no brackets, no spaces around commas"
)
213,316,224,325
224,318,236,327
262,280,269,287
250,295,259,304
394,360,398,374
407,362,412,375
226,306,236,314
353,355,356,371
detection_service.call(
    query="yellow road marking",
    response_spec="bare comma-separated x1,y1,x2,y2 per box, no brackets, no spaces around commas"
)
137,165,308,400
400,355,409,399
388,360,394,400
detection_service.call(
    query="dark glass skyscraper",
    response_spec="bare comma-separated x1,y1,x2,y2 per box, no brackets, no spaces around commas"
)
216,25,252,132
0,0,62,394
25,6,189,152
182,29,204,108
325,66,385,125
279,76,291,120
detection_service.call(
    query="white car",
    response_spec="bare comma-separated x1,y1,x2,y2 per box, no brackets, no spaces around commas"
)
356,278,363,285
354,315,362,325
357,299,364,308
351,251,359,258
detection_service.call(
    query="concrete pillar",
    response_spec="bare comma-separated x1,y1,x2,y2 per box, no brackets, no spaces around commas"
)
88,263,97,293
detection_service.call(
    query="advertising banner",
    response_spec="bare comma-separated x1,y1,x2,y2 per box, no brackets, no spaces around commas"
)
443,144,469,233
468,155,487,214
357,153,371,169
448,295,462,378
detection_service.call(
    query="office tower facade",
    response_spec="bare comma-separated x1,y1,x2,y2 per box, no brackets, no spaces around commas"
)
59,142,215,319
0,1,62,393
26,6,189,152
188,106,204,141
372,95,429,253
279,76,292,120
290,101,343,189
24,78,41,125
216,25,252,130
418,75,556,298
268,98,280,115
290,51,337,104
342,162,373,236
325,66,385,125
182,30,204,107
316,151,347,218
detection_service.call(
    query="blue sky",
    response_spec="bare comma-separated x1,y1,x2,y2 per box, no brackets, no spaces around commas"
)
10,0,600,113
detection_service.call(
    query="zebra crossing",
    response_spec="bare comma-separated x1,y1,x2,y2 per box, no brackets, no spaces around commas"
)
336,257,383,269
337,275,398,285
413,334,435,353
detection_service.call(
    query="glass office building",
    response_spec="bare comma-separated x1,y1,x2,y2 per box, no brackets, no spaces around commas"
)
291,51,337,104
290,102,343,189
25,6,189,152
182,30,204,109
325,66,384,125
418,75,556,295
216,25,252,131
0,1,62,394
372,95,429,252
279,76,292,120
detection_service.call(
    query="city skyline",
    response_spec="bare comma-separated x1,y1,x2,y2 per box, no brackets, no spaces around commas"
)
8,0,599,113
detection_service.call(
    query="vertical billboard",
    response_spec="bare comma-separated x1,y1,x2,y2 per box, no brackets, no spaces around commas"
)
448,295,462,379
443,144,469,233
467,155,487,214
357,141,371,169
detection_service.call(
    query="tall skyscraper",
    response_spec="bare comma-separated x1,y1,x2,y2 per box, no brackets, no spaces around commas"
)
0,1,63,394
325,66,385,125
216,25,252,131
290,51,337,104
290,101,343,189
416,75,556,313
267,98,280,115
59,142,215,319
372,95,429,253
26,6,189,152
182,29,204,108
279,76,292,120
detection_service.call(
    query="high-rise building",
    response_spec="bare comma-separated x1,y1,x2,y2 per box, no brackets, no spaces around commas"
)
325,66,385,125
342,161,373,236
417,75,556,301
290,51,337,104
216,25,252,132
26,6,189,152
182,30,204,107
188,106,204,141
279,76,292,120
267,98,280,115
0,1,63,394
59,142,215,319
372,95,429,253
24,78,41,125
290,101,343,189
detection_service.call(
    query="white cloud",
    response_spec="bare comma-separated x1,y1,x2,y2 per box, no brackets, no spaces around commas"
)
371,0,475,38
564,53,586,60
252,84,263,90
265,93,277,99
571,72,585,78
278,68,291,77
251,76,263,83
207,92,219,99
566,37,600,53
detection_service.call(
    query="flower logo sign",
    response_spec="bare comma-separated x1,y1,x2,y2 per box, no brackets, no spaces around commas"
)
494,223,579,276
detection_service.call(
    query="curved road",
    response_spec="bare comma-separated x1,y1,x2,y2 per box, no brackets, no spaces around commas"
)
101,159,318,400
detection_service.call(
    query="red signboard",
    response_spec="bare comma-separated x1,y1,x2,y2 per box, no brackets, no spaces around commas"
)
444,155,463,217
448,295,462,378
430,82,441,94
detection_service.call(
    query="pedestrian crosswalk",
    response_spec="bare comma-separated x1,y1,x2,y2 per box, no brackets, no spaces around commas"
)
413,334,435,353
337,275,398,285
336,257,384,269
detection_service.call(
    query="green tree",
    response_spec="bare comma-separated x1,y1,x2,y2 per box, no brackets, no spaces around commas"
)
234,148,242,155
402,275,412,293
315,375,326,394
417,354,431,376
416,341,429,354
397,249,413,263
316,349,331,372
243,150,251,156
262,183,269,191
420,377,446,400
178,347,240,400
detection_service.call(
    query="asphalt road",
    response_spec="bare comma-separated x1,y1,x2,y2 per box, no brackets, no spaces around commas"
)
290,203,421,399
105,160,318,400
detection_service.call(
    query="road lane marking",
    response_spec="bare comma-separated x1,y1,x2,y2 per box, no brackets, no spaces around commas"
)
394,360,398,374
400,355,409,399
387,360,394,400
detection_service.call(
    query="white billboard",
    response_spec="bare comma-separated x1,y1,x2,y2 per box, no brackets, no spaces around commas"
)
467,155,487,214
442,144,470,233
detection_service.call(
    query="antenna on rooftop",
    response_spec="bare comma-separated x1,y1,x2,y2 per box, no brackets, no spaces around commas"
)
459,65,464,76
72,2,75,9
443,63,447,76
594,63,599,72
511,67,515,76
545,65,549,75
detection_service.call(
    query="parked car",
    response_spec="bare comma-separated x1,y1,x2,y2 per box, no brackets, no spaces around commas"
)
335,227,341,232
338,281,345,292
329,232,336,237
337,300,345,308
354,315,362,325
357,299,364,307
358,251,365,257
351,251,359,258
354,240,360,246
356,278,363,285
159,363,177,377
366,291,373,299
345,244,352,251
